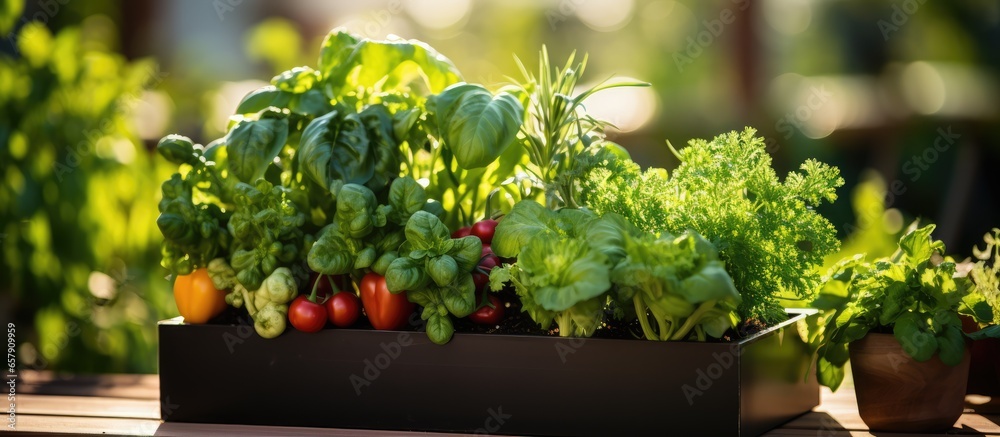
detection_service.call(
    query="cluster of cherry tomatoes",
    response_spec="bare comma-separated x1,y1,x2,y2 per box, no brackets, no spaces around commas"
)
287,218,505,333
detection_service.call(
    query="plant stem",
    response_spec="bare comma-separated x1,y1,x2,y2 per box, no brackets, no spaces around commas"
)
633,296,658,341
670,300,717,341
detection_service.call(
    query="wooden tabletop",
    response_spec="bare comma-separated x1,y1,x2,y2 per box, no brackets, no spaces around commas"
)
8,370,1000,436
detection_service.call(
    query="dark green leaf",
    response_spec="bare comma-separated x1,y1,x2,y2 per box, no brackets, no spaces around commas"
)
385,257,428,293
427,254,459,287
441,274,476,318
425,313,455,345
235,86,293,115
405,211,450,252
388,176,427,224
226,114,289,182
894,312,938,361
433,83,523,169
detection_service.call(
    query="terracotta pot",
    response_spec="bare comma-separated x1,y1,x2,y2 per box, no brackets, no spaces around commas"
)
849,333,970,433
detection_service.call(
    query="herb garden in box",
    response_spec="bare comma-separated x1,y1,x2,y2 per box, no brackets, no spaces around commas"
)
156,28,848,435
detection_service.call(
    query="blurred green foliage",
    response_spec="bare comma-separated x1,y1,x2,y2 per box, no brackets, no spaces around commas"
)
1,1,174,373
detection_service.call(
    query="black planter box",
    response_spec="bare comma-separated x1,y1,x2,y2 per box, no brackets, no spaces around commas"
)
158,309,818,436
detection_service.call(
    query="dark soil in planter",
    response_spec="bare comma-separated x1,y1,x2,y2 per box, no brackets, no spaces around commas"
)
207,285,773,342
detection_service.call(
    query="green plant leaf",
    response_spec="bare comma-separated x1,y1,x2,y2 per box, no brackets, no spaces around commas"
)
427,254,459,287
425,313,455,345
433,83,524,169
678,261,741,304
450,236,483,272
492,200,555,258
936,325,966,366
307,225,355,276
335,184,379,239
388,176,427,225
898,224,942,267
894,312,938,362
817,357,845,392
404,211,450,252
317,29,462,99
235,86,294,115
441,274,476,317
522,235,610,312
298,110,375,192
225,112,289,182
359,104,402,191
385,257,428,293
272,66,318,93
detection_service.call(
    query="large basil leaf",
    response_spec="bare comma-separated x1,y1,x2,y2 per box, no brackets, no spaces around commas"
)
272,66,318,93
427,254,459,287
335,184,380,239
298,110,374,193
307,225,355,275
440,274,476,318
450,236,483,272
225,111,289,183
433,83,524,169
317,29,462,99
235,86,293,115
385,256,428,293
360,104,402,191
425,313,455,345
387,176,427,225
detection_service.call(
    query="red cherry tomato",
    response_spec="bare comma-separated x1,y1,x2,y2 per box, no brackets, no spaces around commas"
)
359,273,415,330
471,219,498,244
473,272,489,293
326,291,361,328
479,245,500,272
289,295,327,333
452,226,472,239
468,294,504,325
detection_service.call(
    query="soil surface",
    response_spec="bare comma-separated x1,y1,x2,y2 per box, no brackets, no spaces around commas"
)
208,286,769,342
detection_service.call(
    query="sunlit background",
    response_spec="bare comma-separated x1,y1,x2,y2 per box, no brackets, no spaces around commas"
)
1,0,998,373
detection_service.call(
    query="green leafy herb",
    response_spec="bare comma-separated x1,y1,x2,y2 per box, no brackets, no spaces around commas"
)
661,128,843,323
385,210,483,344
810,224,996,391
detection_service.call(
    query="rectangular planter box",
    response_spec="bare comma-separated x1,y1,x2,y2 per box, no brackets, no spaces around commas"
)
158,309,818,436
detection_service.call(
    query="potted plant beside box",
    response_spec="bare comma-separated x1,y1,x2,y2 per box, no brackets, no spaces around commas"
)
963,229,1000,395
809,224,999,432
155,29,846,436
